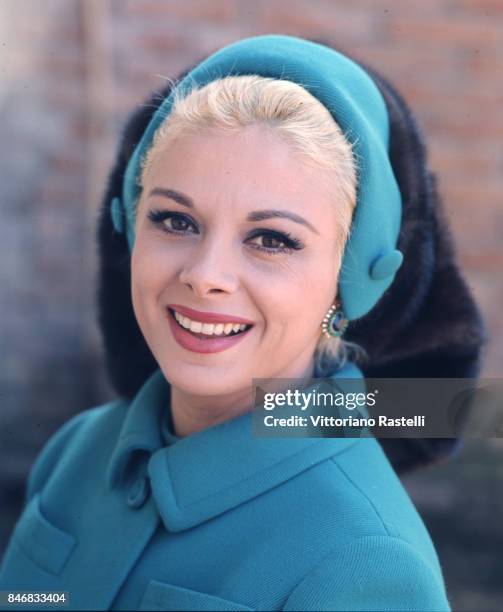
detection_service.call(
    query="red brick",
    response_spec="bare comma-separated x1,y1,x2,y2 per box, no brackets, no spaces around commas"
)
119,0,238,23
385,18,502,48
256,1,376,41
460,0,503,15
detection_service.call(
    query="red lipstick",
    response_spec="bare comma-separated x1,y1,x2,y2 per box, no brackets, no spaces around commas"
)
167,307,253,354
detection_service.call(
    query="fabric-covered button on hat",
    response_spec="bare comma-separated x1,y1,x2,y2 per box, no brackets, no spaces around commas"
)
369,250,404,281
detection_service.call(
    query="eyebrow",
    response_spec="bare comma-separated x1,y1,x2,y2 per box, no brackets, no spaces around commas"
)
246,209,319,234
148,187,320,234
149,187,194,208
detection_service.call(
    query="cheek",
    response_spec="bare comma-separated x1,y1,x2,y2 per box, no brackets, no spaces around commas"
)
249,254,338,335
131,240,176,308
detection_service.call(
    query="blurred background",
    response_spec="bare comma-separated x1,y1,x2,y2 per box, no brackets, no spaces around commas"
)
0,1,502,609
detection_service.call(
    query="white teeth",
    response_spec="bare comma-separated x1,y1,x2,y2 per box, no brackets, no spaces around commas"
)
189,320,203,333
173,309,250,336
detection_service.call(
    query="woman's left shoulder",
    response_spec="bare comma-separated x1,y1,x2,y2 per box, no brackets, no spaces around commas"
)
322,437,443,573
282,533,451,611
288,434,452,610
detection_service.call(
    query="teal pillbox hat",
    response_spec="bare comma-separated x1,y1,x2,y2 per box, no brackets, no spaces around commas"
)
114,34,403,321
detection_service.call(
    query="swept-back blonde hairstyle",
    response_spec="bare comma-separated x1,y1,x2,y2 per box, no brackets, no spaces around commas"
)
138,75,366,375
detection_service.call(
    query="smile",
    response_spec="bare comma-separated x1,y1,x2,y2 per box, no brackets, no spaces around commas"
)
172,309,252,336
167,308,254,354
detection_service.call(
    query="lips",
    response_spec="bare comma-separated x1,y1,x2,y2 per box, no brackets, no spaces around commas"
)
166,307,254,354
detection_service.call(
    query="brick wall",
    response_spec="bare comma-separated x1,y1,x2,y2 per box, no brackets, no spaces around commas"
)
0,1,501,608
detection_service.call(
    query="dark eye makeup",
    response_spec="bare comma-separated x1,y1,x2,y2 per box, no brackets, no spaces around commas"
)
147,209,304,255
148,210,197,234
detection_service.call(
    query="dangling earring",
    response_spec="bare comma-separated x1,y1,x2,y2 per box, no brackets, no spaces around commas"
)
321,300,349,338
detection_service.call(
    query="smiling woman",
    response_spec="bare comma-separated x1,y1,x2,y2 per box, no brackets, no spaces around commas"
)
137,76,360,390
130,78,357,434
0,34,484,611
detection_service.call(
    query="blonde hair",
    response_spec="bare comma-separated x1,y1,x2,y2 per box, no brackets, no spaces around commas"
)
138,75,366,374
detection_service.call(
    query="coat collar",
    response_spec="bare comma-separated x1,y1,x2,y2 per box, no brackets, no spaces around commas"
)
107,364,364,532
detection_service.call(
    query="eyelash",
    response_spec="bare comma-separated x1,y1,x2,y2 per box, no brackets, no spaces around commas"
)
147,210,304,255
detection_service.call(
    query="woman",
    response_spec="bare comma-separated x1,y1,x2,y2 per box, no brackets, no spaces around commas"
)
0,35,485,611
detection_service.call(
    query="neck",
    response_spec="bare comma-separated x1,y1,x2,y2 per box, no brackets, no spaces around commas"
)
170,357,316,438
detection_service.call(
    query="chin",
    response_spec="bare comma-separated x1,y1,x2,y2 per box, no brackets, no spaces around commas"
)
158,359,249,397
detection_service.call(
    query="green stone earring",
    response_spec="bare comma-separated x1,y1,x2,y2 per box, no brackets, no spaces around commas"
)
322,301,349,338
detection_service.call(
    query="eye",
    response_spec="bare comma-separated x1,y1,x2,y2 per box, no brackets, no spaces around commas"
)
147,210,198,235
246,229,304,255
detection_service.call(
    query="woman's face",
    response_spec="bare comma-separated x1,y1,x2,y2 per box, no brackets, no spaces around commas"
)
132,123,343,397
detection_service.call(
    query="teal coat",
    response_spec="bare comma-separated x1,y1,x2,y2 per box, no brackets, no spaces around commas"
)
0,365,450,611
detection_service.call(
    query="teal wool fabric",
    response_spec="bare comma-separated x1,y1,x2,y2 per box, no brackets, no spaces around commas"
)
115,34,404,320
0,364,450,611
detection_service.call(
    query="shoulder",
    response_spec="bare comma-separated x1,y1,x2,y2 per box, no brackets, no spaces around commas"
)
331,438,434,540
26,398,128,502
282,534,451,611
329,438,440,561
281,438,451,610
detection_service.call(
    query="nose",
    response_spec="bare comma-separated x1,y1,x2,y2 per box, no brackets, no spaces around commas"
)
178,238,240,298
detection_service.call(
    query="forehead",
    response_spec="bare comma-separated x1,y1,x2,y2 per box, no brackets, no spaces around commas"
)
143,124,337,223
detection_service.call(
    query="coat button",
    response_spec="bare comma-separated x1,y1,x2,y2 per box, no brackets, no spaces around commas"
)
127,476,150,509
